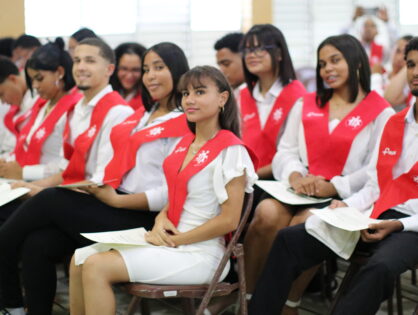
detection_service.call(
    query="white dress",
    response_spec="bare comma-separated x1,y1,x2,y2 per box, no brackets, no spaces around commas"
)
75,144,257,285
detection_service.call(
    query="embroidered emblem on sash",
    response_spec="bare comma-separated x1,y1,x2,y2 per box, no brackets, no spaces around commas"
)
273,108,283,122
346,116,363,129
195,150,209,165
148,126,164,136
87,125,97,138
243,113,256,122
306,112,324,118
175,146,187,154
35,127,46,140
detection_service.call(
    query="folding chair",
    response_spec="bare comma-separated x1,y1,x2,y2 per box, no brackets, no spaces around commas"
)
121,193,254,315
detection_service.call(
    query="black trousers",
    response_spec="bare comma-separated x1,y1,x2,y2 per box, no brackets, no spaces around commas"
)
0,187,157,315
248,210,418,315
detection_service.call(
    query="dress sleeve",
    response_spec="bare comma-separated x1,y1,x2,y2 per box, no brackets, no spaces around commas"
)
213,144,258,204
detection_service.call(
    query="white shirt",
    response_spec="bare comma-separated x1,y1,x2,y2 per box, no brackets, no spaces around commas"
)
344,105,418,232
252,80,283,129
2,100,67,181
118,109,183,211
0,90,38,155
233,82,246,108
60,85,133,182
273,98,395,198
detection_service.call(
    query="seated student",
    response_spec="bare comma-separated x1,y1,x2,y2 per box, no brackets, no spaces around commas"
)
110,42,146,110
68,65,258,315
249,36,418,315
0,57,39,155
214,32,245,101
0,42,190,315
11,34,41,71
0,37,15,58
68,28,98,59
244,34,394,310
0,38,82,181
239,24,306,179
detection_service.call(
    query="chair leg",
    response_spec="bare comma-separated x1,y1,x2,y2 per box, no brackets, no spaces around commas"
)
235,244,248,315
387,290,394,315
396,275,403,315
125,296,141,315
328,262,360,315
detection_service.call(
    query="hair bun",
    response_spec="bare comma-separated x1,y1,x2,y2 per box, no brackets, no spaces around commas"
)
54,37,65,50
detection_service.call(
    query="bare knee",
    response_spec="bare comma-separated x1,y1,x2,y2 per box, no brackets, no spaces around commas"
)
251,199,291,233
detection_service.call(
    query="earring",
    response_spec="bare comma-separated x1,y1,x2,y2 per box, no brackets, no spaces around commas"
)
219,106,225,113
55,76,63,87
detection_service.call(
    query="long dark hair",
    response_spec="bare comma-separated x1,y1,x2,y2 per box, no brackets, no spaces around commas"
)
241,24,296,95
141,42,189,112
25,37,75,92
178,66,240,137
110,42,146,94
316,34,370,107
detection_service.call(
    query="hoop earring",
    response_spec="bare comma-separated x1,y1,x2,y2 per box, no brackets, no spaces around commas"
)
219,106,224,113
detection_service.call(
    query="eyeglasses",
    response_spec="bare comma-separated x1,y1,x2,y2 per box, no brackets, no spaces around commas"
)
242,45,276,57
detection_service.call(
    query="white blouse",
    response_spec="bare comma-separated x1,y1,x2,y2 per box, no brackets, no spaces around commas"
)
344,105,418,232
118,109,183,211
59,85,134,182
251,80,283,129
273,97,395,198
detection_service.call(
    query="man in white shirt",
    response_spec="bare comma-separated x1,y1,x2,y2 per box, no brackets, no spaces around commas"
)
248,37,418,315
214,33,245,102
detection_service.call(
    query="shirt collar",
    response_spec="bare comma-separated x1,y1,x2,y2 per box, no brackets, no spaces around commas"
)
252,79,282,102
82,85,113,107
405,104,417,125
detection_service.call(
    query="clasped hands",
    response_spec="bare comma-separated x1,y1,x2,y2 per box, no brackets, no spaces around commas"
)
145,212,180,247
289,173,337,198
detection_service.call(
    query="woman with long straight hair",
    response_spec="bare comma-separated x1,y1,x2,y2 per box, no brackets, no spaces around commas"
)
244,34,394,312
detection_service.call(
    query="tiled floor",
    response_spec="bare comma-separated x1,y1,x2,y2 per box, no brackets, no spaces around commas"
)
52,264,418,315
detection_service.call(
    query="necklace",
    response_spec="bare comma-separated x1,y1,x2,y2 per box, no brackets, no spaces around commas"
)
190,130,219,154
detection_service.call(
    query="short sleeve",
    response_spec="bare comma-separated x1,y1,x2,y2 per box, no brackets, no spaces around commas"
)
213,144,258,204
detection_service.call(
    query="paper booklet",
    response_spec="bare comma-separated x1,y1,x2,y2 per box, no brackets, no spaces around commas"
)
0,183,30,207
256,180,332,205
58,179,118,189
81,227,149,246
310,207,381,232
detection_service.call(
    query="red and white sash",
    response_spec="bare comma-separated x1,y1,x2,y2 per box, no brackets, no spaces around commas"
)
62,91,128,184
127,91,143,111
369,41,384,67
406,92,415,108
303,91,389,180
14,93,82,166
103,111,189,188
370,108,418,218
240,80,306,168
3,105,20,137
164,130,258,227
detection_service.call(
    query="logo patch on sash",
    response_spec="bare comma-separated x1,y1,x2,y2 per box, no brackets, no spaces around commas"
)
174,146,187,154
346,116,363,129
87,125,97,138
35,127,46,140
148,126,164,136
243,113,256,122
273,108,283,122
194,150,209,165
306,112,324,118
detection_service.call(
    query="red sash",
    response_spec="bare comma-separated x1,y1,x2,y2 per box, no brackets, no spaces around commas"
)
103,111,189,188
370,108,418,218
14,93,82,166
127,92,143,110
62,91,127,184
240,80,306,168
3,105,20,137
369,41,383,67
164,130,258,227
303,91,389,180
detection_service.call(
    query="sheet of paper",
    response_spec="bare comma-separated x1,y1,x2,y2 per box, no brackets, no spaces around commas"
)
58,182,97,189
0,178,18,184
81,227,149,246
256,180,332,205
0,183,30,207
310,207,381,231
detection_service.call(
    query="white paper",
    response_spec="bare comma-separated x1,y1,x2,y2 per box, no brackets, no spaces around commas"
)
0,183,30,207
309,207,381,232
256,180,332,205
81,227,149,246
0,178,18,184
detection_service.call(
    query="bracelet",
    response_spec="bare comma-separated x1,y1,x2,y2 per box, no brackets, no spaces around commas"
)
285,299,301,308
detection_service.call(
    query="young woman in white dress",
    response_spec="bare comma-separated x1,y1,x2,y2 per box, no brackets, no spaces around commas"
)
69,66,258,315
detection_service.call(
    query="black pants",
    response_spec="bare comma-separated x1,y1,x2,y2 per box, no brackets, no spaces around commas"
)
0,187,157,315
248,210,418,315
